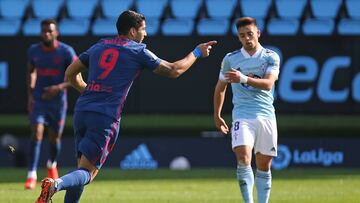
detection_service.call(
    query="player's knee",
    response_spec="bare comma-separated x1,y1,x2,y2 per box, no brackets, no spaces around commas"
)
31,132,43,141
48,135,61,143
256,161,272,171
236,155,251,166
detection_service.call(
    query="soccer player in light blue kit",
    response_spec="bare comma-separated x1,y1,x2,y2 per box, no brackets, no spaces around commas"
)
213,17,280,203
35,10,216,203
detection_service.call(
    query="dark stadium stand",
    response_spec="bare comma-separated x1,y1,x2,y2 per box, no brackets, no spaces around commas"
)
0,0,359,36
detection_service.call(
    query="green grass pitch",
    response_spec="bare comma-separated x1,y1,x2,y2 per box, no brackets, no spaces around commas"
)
0,168,359,202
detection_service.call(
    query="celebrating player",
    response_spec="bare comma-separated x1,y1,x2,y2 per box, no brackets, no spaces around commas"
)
213,17,280,203
35,10,216,203
25,19,77,190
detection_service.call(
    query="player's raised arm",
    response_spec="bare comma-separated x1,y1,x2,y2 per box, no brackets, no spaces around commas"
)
65,59,87,93
153,41,217,78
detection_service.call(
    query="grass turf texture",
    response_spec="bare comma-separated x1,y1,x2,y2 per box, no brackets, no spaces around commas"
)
1,114,360,137
0,168,359,202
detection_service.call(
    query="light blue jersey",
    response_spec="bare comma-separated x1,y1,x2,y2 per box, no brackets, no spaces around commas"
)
220,45,280,120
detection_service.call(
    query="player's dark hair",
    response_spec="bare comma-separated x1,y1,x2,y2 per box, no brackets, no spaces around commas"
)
116,10,146,35
236,17,257,30
41,18,58,28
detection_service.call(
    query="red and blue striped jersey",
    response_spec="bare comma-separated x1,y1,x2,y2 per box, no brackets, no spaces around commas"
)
27,40,77,103
75,37,161,120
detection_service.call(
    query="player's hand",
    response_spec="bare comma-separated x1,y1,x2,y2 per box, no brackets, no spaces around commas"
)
214,116,229,135
225,68,248,83
42,85,61,100
197,41,217,57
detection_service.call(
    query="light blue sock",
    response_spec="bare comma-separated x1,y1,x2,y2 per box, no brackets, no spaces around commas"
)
55,168,91,192
255,169,272,203
236,163,254,203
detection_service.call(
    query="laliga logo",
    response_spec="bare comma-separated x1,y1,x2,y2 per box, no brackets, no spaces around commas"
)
272,144,344,170
272,145,291,170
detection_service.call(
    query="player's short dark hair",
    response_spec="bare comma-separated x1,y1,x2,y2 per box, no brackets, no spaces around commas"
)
41,18,58,28
235,17,257,30
116,10,146,35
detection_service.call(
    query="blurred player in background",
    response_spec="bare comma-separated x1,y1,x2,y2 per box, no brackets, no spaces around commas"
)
35,10,216,203
25,19,77,190
213,17,280,203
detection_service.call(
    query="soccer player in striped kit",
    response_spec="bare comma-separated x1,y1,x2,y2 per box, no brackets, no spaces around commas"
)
25,18,77,190
214,17,280,203
35,10,216,203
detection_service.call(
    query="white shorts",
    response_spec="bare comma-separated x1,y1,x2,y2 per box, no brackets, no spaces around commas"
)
231,118,278,157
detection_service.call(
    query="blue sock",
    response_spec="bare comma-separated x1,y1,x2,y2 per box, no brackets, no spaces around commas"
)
236,163,254,203
64,185,84,203
56,168,91,191
28,140,41,172
49,142,61,163
255,169,272,203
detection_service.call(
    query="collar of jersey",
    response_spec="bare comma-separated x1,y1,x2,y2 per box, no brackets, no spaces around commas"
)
41,40,59,52
241,44,263,58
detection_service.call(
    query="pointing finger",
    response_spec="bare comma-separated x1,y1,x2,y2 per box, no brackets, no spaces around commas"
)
205,40,217,46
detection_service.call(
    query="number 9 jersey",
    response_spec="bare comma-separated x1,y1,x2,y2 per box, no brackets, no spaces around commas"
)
74,37,161,121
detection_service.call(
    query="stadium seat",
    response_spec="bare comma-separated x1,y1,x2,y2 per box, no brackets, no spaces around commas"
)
267,18,299,36
0,0,28,19
145,18,160,36
22,18,42,36
59,18,90,36
0,18,21,36
197,18,229,36
32,0,64,19
92,17,117,36
310,0,342,19
92,16,160,36
275,0,307,19
205,0,237,19
345,0,360,19
302,18,335,35
101,0,133,19
337,19,360,35
162,18,194,36
136,0,167,19
66,0,98,19
170,0,202,19
240,0,272,19
232,18,265,35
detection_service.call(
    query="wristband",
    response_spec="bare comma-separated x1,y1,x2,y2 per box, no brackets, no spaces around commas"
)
192,47,202,59
239,73,248,84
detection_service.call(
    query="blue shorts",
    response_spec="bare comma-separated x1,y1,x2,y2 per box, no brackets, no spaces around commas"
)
73,111,120,169
29,100,67,134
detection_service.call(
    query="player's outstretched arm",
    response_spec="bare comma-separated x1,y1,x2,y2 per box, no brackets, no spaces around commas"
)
213,80,229,134
65,59,87,93
41,81,72,100
153,41,217,78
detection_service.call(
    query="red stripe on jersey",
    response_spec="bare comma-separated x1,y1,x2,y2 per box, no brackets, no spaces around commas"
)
37,68,61,76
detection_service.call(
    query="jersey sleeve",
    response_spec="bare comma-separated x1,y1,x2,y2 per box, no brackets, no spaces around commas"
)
27,46,35,66
219,54,231,81
266,51,280,77
139,48,161,71
64,46,77,67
